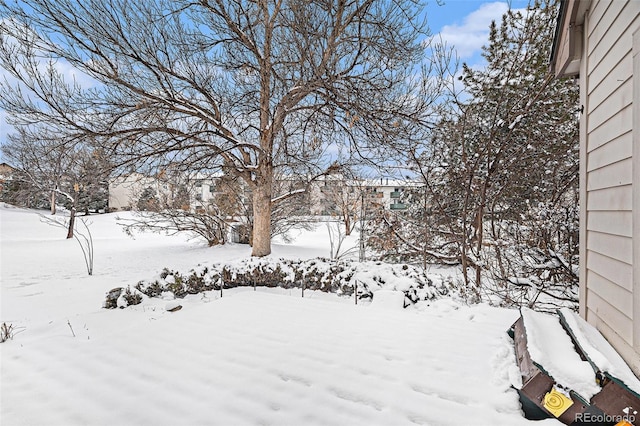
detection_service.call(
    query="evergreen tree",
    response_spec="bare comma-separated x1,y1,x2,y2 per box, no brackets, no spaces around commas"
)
136,187,161,212
370,0,579,308
440,0,579,305
65,148,112,214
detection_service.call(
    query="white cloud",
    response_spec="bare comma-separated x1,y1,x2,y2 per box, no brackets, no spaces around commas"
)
51,59,100,89
439,2,510,59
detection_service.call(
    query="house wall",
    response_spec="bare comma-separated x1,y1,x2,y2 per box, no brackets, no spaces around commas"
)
108,174,166,211
309,177,418,215
581,0,640,374
192,178,218,211
0,163,14,194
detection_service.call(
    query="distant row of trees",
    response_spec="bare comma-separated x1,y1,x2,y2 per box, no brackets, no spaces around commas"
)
0,130,377,246
1,129,112,237
1,134,111,213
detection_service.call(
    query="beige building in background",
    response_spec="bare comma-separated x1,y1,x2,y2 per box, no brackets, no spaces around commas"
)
110,172,419,215
0,162,14,194
108,173,170,211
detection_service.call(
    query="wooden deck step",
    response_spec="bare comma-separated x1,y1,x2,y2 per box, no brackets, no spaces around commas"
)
557,308,640,425
510,307,640,425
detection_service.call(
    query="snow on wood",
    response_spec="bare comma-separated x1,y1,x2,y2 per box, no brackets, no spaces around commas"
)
559,308,640,396
521,308,601,400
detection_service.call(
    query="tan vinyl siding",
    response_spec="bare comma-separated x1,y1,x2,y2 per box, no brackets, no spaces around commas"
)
587,157,633,190
587,250,633,291
587,310,640,375
587,184,632,211
587,55,632,109
587,231,633,264
588,1,632,70
587,72,633,132
587,131,632,171
587,290,633,343
587,210,633,237
587,103,632,152
588,270,633,318
586,0,611,34
583,0,639,359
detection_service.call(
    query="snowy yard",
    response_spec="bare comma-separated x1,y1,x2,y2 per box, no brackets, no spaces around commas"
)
0,205,558,425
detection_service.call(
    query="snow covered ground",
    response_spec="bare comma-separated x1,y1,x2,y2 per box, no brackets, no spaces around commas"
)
0,204,558,425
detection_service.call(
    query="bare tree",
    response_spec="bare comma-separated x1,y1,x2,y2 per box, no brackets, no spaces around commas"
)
0,0,450,256
313,164,365,236
1,127,110,237
118,207,228,247
41,215,95,275
2,128,74,215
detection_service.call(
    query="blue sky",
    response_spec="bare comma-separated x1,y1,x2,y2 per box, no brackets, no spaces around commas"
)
0,1,530,161
428,0,530,65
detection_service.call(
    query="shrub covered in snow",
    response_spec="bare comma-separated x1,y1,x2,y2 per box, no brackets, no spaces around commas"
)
157,267,218,297
104,286,143,309
133,258,449,307
104,288,123,309
122,286,143,307
221,258,295,289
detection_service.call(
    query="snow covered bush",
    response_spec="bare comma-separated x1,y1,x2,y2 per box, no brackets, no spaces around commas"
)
137,268,215,299
103,286,143,309
104,288,123,309
133,258,449,306
122,286,143,307
477,213,579,312
221,258,295,289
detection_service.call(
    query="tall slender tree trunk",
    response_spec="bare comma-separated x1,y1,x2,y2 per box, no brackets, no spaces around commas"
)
251,168,273,257
460,239,470,286
253,5,274,258
344,211,352,236
474,190,487,288
67,186,80,239
66,206,76,239
50,191,56,215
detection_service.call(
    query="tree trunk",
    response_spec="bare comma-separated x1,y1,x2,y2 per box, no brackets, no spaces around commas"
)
344,214,352,236
50,191,56,215
251,177,272,257
460,240,470,286
473,204,484,288
66,207,76,239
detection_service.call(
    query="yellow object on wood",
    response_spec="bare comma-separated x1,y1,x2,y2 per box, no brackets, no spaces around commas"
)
543,388,574,418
